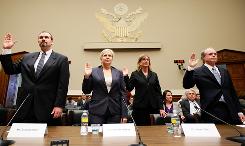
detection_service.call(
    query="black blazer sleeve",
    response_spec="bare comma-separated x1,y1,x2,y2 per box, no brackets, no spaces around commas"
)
124,73,136,92
119,71,128,117
0,54,22,75
183,70,195,89
82,75,93,94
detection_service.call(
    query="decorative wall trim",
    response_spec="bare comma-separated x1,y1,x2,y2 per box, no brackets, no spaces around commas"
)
83,42,162,50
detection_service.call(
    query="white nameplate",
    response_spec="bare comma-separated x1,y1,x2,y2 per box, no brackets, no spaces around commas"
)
7,123,47,138
182,123,220,137
103,123,136,137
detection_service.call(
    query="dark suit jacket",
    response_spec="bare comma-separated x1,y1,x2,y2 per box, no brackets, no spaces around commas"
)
0,51,70,123
183,65,242,121
124,70,163,110
179,99,201,118
82,66,127,117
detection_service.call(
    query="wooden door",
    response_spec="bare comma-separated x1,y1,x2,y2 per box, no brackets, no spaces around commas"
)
0,51,28,107
217,49,245,97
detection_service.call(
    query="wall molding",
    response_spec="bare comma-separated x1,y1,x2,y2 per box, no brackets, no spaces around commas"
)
83,42,162,50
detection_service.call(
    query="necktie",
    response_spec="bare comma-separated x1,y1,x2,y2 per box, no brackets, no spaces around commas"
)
212,67,221,84
36,52,46,77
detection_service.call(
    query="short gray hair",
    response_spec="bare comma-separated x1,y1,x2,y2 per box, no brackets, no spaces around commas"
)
185,88,197,96
100,49,114,59
200,47,215,63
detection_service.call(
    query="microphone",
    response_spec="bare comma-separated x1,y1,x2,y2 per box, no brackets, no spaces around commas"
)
121,96,147,146
193,103,245,145
0,94,30,146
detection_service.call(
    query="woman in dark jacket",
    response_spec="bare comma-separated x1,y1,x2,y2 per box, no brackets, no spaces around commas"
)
123,54,164,125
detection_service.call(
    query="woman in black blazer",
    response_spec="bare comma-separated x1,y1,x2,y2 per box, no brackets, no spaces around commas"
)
123,54,164,125
82,49,127,124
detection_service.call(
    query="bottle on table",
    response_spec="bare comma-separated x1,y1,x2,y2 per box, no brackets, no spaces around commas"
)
171,110,181,137
80,110,89,135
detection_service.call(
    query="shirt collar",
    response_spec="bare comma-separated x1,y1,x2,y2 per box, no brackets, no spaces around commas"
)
204,63,218,71
40,49,52,56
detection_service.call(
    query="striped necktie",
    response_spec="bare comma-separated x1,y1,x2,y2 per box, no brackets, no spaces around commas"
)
36,52,46,77
212,67,221,84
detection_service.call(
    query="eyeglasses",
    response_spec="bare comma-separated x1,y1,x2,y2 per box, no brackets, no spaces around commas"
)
141,58,150,61
39,36,51,39
207,53,217,56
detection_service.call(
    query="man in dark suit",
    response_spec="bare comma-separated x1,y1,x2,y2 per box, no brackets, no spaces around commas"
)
179,89,201,123
183,47,245,124
0,32,70,125
82,49,127,124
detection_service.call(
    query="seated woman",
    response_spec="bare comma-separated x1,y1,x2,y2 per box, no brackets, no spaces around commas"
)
162,90,185,123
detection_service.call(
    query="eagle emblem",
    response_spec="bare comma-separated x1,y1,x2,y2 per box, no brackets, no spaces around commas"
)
95,3,148,42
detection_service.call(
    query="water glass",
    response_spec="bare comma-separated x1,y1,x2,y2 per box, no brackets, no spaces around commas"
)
91,124,100,134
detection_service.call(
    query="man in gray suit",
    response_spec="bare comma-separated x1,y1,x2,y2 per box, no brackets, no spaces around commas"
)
0,32,70,125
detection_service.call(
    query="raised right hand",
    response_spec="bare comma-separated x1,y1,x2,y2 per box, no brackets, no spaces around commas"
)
188,53,199,68
84,63,92,78
122,67,128,76
3,33,15,49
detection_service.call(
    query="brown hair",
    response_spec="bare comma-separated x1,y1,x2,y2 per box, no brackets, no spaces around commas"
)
38,31,53,40
137,54,151,71
162,90,172,101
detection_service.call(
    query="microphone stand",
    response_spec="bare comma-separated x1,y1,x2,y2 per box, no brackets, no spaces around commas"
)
121,96,146,146
0,94,30,146
193,103,245,146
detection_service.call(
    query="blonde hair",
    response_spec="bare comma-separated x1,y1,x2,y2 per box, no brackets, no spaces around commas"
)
137,54,151,71
100,49,114,59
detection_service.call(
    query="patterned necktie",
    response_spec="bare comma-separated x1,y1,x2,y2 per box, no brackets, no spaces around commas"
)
212,67,221,84
36,52,46,77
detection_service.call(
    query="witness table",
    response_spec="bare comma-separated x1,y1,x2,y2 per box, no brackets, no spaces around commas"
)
1,125,244,146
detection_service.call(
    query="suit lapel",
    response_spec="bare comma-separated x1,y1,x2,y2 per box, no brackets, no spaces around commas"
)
110,67,117,93
147,71,153,81
28,52,39,80
201,65,221,86
217,66,225,85
139,70,148,82
97,66,108,93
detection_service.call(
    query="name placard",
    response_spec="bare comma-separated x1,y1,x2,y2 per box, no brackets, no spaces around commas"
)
7,123,47,138
103,123,136,137
182,123,220,137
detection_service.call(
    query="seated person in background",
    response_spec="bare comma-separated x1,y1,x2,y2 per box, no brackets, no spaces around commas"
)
179,89,201,123
127,96,134,123
162,90,185,123
66,97,76,106
77,94,90,110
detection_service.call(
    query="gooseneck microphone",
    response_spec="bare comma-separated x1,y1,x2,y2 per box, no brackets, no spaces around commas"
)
0,94,30,146
121,96,147,146
193,103,245,146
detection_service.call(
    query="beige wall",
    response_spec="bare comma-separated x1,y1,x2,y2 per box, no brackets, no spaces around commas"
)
0,0,245,93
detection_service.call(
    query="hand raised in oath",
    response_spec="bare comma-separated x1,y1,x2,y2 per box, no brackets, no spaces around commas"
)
188,53,199,68
3,33,16,49
84,63,92,78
